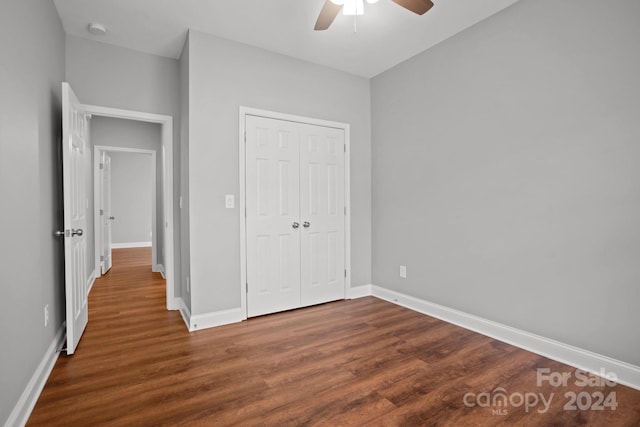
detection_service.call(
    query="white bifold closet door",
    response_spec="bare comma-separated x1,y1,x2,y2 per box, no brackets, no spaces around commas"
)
246,115,345,318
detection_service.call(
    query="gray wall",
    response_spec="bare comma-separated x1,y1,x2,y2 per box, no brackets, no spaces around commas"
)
371,0,640,366
66,36,182,298
110,152,153,245
0,0,65,423
187,31,372,315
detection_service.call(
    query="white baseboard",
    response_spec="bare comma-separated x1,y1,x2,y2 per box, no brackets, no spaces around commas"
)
86,269,96,294
166,296,180,311
178,299,243,332
111,242,152,249
152,263,165,276
5,323,65,427
178,298,192,331
188,308,243,332
347,284,372,299
369,285,640,391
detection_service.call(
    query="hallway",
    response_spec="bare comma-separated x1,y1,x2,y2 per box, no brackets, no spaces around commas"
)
28,248,183,425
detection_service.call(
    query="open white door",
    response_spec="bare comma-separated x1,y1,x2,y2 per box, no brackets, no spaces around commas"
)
101,152,113,274
62,82,89,355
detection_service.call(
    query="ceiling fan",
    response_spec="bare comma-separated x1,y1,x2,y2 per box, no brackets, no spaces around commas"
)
314,0,434,31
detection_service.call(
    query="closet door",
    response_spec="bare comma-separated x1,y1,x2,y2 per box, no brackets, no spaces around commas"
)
245,116,301,317
299,124,346,306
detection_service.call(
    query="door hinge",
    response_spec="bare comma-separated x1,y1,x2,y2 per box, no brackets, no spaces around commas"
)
246,283,248,293
100,255,104,261
344,206,346,215
99,163,104,170
100,209,104,216
344,269,347,278
344,143,346,153
244,131,247,143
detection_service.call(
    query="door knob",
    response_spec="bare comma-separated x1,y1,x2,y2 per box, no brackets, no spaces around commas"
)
292,222,300,229
109,216,115,220
71,228,84,237
54,230,66,237
303,221,310,228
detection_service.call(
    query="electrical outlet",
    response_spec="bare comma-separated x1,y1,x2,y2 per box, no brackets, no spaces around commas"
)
44,304,49,327
399,265,407,279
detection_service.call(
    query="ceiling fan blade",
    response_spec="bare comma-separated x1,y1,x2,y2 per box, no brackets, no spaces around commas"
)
392,0,434,15
314,0,343,31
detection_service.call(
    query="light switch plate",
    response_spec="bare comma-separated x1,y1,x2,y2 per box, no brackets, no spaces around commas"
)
399,265,407,279
225,194,235,209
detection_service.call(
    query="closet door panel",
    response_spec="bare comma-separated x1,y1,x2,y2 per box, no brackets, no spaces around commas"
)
246,116,301,317
299,124,346,307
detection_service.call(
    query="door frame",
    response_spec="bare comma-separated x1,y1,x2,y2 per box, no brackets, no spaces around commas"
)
83,104,177,310
238,106,352,320
93,146,158,276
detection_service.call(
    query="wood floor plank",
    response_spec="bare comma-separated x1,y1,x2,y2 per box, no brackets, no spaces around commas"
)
27,248,640,426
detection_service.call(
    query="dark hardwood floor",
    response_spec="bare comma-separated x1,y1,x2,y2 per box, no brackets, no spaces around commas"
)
28,248,640,426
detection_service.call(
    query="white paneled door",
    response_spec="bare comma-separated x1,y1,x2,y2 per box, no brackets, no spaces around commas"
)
245,115,346,317
299,124,345,307
61,82,89,355
101,152,113,274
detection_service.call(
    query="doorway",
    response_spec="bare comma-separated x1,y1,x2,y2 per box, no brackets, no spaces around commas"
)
83,104,176,310
94,147,157,275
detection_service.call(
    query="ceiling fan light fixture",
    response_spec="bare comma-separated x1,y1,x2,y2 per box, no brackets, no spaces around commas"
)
343,0,364,16
315,0,432,31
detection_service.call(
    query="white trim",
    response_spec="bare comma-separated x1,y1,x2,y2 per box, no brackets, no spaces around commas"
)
93,149,101,276
167,296,180,311
344,124,352,300
238,106,352,319
190,309,243,331
111,242,152,249
178,298,191,331
370,285,640,391
239,110,247,319
84,104,176,311
87,269,96,294
346,284,372,299
180,303,243,332
154,264,165,275
5,323,65,427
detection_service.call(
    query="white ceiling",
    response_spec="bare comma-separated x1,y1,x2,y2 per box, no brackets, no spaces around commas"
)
53,0,520,78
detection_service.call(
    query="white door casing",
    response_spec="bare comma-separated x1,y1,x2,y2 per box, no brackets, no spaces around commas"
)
62,82,89,355
243,110,349,318
87,107,175,311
